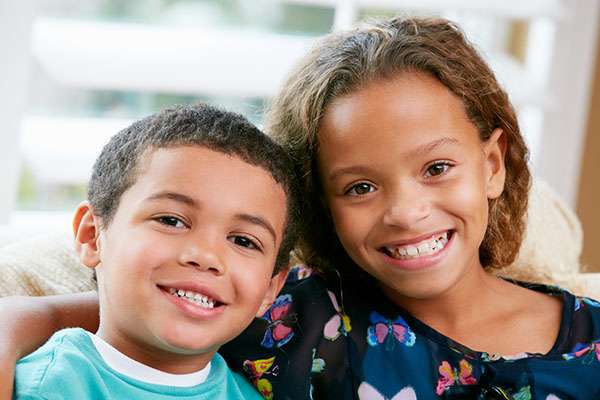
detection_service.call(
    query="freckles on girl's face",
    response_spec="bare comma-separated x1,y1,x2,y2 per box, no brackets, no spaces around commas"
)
315,72,505,301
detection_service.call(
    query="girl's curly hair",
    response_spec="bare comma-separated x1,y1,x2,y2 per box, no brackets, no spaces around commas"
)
266,17,531,274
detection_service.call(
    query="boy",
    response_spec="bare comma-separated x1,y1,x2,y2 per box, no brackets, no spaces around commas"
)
13,104,300,399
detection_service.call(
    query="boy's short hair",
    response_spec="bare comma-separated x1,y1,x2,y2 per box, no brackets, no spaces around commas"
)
88,103,301,272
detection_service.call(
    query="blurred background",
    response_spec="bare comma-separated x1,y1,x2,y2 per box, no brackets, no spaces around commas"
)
1,0,599,270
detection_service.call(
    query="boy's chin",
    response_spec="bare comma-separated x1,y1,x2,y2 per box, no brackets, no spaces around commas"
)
157,335,222,357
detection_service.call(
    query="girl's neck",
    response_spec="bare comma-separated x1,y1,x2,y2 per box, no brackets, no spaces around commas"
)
380,264,509,334
378,265,564,356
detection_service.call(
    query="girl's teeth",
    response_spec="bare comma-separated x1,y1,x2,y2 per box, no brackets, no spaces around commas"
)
386,232,449,259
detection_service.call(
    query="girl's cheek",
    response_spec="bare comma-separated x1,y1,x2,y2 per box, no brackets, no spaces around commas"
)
333,212,368,252
442,178,490,231
329,204,355,232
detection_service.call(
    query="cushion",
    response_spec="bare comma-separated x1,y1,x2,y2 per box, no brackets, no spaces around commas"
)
496,180,585,291
0,229,94,297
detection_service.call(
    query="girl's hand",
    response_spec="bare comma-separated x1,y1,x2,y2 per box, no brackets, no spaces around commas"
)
0,292,100,400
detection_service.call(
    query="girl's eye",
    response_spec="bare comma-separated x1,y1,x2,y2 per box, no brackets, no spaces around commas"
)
229,235,261,251
156,216,187,229
345,182,376,196
424,162,451,177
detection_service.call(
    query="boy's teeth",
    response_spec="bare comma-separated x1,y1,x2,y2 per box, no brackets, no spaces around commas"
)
417,243,430,254
167,287,215,309
406,247,418,256
385,232,449,259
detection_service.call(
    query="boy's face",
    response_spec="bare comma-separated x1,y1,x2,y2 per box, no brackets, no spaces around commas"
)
75,146,288,373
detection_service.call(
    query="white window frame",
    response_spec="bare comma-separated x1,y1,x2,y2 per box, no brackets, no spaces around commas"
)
2,0,598,227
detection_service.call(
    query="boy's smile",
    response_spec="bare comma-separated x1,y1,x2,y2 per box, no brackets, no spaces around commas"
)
77,146,288,374
317,71,506,302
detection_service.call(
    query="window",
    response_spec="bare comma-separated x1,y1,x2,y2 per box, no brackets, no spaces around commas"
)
1,0,597,227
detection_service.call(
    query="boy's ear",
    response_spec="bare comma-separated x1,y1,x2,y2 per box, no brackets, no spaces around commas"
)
256,267,290,317
484,128,507,200
73,201,102,269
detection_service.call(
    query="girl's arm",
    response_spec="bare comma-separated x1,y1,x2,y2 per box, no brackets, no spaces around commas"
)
0,292,99,400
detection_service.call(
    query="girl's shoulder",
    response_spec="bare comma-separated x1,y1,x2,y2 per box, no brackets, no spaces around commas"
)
570,293,600,341
515,281,600,350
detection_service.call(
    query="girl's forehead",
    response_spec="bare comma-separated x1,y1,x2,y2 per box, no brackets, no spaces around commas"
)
318,73,478,150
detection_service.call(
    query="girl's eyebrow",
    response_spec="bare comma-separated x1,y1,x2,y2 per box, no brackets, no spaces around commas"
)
413,137,460,157
327,166,374,182
327,137,460,182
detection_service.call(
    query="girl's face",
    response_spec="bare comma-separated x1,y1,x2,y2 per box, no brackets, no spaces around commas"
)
317,72,506,301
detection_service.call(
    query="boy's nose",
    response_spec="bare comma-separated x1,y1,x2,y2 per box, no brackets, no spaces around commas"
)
178,239,225,275
382,189,430,229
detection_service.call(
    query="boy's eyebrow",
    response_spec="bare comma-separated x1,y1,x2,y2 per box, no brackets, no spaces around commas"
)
144,192,278,241
235,213,278,243
327,137,460,181
145,191,198,208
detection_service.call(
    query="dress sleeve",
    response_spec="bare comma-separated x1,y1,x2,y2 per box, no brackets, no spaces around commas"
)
570,295,600,345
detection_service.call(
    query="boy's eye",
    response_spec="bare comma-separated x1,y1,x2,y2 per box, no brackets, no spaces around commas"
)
156,216,187,229
424,162,451,177
229,235,261,251
345,182,376,196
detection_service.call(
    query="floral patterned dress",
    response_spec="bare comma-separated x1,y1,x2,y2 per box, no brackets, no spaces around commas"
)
221,266,600,400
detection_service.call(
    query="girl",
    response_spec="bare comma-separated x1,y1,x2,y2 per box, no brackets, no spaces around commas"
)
2,17,600,400
224,16,600,399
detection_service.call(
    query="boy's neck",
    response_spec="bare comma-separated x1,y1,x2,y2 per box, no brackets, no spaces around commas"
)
96,325,216,375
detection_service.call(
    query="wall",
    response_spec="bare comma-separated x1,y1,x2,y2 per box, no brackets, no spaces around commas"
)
578,25,600,272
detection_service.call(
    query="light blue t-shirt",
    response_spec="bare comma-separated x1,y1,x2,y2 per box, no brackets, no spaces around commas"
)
13,328,262,400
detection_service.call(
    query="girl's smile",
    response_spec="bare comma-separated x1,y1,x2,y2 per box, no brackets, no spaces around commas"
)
378,230,455,271
317,71,507,301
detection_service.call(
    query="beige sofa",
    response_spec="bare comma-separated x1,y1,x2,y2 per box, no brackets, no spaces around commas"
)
0,180,598,299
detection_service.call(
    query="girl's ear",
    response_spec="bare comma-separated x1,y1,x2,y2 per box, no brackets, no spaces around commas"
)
256,267,290,317
73,201,102,269
484,128,507,200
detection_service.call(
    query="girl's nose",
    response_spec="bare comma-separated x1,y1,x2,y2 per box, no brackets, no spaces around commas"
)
382,189,431,229
178,238,226,275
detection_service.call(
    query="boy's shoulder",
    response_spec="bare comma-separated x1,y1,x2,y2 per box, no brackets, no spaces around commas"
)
14,328,100,399
13,328,263,400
